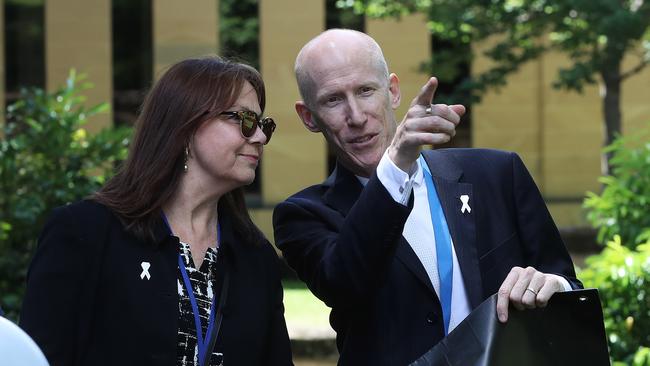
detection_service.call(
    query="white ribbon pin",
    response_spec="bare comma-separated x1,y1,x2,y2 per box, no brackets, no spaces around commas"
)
460,195,471,214
140,262,151,280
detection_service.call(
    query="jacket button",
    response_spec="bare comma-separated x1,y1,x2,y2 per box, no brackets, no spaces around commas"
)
426,312,436,324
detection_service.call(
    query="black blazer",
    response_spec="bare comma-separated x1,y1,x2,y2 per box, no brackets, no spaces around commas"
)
20,200,292,366
273,148,581,366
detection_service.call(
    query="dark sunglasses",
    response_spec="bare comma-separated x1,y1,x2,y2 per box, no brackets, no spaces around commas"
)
220,111,276,144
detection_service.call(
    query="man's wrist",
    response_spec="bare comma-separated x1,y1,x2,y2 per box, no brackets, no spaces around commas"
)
377,150,418,205
387,146,416,176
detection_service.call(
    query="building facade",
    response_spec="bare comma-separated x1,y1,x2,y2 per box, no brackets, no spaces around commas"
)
2,0,649,241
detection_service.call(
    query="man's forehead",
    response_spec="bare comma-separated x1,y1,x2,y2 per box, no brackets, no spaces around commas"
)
310,59,383,95
307,41,361,66
304,43,376,80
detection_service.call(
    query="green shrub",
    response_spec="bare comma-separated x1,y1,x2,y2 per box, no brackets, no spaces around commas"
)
0,71,131,321
584,128,650,248
580,236,650,365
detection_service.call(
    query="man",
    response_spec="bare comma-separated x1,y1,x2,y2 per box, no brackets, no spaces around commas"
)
273,29,581,365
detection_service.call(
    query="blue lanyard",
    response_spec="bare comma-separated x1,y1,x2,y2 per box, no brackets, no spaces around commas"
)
163,214,221,366
419,155,454,335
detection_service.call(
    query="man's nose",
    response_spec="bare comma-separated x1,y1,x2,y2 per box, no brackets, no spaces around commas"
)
346,98,367,127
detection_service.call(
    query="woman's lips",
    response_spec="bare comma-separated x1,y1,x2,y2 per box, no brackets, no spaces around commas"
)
239,154,259,163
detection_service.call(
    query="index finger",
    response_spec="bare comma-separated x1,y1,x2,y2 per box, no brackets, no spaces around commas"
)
410,77,439,108
496,269,520,323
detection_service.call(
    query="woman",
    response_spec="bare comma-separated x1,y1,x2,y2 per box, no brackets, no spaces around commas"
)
20,57,292,365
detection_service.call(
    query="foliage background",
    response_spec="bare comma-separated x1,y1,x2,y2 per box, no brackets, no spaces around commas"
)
581,127,650,365
580,236,650,365
584,129,650,248
0,73,131,320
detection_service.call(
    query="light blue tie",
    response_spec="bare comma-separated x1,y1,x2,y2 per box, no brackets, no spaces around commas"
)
419,155,453,335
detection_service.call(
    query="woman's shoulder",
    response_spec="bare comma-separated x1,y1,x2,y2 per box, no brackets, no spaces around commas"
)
46,199,119,234
61,199,111,216
228,232,279,265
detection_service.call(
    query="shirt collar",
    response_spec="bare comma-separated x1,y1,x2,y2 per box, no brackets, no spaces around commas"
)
412,160,425,187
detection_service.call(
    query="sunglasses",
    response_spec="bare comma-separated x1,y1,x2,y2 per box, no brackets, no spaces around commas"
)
220,111,276,144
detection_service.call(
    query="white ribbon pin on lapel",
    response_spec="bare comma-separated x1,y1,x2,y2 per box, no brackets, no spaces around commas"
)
460,195,471,214
140,262,151,280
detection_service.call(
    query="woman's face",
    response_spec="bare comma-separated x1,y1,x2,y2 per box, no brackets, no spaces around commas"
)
187,81,267,192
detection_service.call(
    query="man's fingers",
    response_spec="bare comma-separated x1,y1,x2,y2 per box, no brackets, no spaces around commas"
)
410,77,439,107
424,104,461,125
406,131,454,146
450,104,466,118
521,272,545,309
497,269,520,323
509,267,537,307
495,268,566,323
400,115,457,135
536,276,563,307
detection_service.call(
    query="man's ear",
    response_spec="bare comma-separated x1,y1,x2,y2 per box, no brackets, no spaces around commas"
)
295,101,321,132
388,73,401,110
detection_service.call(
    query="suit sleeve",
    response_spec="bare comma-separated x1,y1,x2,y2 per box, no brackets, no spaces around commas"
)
19,205,90,365
273,175,412,308
510,152,583,289
262,242,294,365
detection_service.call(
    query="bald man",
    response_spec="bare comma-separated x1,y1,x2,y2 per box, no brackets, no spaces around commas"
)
273,29,581,365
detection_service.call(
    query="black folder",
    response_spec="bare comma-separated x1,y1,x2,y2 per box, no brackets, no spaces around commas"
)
410,289,610,366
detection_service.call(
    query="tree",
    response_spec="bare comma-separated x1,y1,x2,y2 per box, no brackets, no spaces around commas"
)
343,0,650,176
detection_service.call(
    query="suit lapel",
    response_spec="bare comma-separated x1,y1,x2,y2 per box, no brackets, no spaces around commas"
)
324,162,438,297
395,237,438,296
423,151,483,309
323,162,364,216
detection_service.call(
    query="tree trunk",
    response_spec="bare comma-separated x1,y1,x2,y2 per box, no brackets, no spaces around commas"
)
600,64,622,177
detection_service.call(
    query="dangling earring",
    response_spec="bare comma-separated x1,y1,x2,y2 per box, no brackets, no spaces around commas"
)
183,146,189,172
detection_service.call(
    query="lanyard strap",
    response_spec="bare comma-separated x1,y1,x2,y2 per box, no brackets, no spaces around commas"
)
419,155,454,335
162,214,221,366
178,255,217,365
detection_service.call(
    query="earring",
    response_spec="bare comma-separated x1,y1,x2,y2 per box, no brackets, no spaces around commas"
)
183,146,189,172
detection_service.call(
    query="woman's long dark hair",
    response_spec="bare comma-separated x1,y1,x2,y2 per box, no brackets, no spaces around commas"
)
93,56,266,243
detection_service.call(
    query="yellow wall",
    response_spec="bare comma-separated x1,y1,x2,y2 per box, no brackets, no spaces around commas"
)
152,0,219,78
473,38,650,226
472,37,545,185
260,0,327,206
472,40,602,225
621,46,650,134
366,14,430,121
12,6,650,230
45,0,112,133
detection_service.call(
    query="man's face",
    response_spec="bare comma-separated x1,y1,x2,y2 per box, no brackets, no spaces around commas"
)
297,53,400,177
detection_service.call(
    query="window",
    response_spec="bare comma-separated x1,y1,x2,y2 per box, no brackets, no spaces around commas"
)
5,0,45,106
112,0,152,127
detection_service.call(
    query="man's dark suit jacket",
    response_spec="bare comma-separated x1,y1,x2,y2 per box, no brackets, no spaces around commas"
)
273,148,582,365
20,200,292,366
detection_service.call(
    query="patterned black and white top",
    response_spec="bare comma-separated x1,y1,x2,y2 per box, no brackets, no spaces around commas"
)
176,241,224,366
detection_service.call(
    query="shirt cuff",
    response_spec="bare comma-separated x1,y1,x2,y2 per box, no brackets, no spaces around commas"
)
376,151,417,206
548,274,573,292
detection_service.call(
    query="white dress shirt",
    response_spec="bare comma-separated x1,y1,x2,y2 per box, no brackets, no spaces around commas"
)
372,152,470,331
